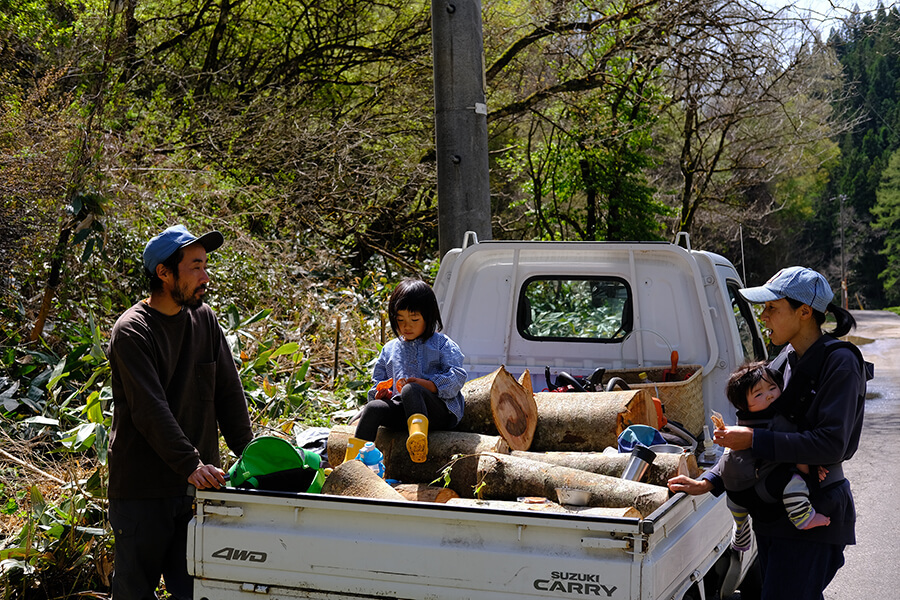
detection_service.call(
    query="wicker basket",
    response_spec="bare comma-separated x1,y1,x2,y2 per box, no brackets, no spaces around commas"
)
603,365,704,436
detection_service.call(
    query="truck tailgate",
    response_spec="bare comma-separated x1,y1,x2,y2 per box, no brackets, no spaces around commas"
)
190,487,730,600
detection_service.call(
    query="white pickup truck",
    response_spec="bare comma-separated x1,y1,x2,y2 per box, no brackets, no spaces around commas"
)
189,234,767,600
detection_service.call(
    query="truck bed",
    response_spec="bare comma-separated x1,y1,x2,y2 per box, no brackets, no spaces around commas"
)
190,483,732,600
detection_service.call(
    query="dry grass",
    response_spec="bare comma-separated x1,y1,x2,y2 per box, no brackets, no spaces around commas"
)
0,431,102,540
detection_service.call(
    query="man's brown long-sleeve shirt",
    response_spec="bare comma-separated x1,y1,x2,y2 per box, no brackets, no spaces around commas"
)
108,302,252,498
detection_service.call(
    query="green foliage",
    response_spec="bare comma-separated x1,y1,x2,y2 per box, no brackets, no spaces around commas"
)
2,311,111,456
871,149,900,305
522,279,628,339
821,6,900,307
0,484,112,599
0,0,80,55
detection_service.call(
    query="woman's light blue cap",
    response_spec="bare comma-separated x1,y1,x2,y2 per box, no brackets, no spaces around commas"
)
739,266,834,313
142,224,224,273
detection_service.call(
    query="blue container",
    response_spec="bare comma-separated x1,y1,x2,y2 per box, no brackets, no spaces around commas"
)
356,442,385,478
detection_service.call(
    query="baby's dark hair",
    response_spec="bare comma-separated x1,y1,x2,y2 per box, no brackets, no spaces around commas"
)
725,361,784,412
388,278,443,340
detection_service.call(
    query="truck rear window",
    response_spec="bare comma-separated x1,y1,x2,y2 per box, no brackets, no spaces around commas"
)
517,277,632,341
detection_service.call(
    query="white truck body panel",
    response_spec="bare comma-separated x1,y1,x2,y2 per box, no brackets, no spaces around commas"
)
190,486,733,600
434,240,758,424
191,238,765,600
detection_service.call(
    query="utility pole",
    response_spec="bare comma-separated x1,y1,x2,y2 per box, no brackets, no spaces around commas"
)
840,194,848,310
432,0,492,258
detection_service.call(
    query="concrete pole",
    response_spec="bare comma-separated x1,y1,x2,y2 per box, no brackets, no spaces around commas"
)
432,0,492,258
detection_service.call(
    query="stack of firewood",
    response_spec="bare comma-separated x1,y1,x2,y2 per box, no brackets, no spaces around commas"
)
322,366,699,518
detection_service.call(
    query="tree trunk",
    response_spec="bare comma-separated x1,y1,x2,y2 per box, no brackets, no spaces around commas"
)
327,424,508,498
199,0,237,94
446,498,640,519
529,389,657,452
474,452,670,517
510,449,699,488
29,226,72,341
392,484,459,503
320,459,406,500
457,365,538,450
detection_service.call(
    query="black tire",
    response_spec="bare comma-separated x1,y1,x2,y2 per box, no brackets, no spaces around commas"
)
682,582,703,600
735,555,762,600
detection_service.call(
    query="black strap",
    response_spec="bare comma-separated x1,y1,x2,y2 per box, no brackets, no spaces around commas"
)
772,336,871,428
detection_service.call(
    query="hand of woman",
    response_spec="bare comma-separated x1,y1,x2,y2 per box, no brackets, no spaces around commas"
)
667,474,713,495
713,425,753,450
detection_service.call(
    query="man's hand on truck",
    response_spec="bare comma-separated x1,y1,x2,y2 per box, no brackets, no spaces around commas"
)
189,464,228,489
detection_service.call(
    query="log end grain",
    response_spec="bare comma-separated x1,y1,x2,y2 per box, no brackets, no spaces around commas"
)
491,366,538,451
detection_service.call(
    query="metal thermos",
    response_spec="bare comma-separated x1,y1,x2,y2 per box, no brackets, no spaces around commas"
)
621,445,657,482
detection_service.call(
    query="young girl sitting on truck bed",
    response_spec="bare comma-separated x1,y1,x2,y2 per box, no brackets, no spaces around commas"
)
347,278,467,464
672,361,829,552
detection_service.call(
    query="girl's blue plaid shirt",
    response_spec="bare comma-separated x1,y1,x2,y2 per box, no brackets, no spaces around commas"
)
367,332,467,424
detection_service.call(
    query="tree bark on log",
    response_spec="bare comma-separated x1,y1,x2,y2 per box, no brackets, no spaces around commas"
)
457,365,537,450
446,498,640,518
392,484,459,503
510,450,699,487
327,424,508,498
320,459,407,500
529,389,657,452
474,452,670,517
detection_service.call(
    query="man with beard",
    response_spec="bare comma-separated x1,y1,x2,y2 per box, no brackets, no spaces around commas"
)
107,224,253,600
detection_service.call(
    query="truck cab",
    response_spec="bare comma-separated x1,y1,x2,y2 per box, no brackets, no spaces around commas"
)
433,233,766,433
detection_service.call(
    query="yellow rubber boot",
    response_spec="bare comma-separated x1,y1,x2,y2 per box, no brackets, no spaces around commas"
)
406,414,429,463
344,436,367,464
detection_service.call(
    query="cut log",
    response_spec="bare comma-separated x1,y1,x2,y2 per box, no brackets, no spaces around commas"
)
529,389,657,452
326,425,355,467
510,450,699,487
392,483,459,503
320,459,407,500
517,369,533,398
473,452,670,517
457,366,537,451
327,424,508,498
446,498,640,518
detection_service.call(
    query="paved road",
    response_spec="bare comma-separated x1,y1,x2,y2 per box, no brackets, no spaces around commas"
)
824,310,900,600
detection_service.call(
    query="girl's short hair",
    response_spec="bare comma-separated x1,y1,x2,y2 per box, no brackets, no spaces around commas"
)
725,360,784,412
388,278,443,340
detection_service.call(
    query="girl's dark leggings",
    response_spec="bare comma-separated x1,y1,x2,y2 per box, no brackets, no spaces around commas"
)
355,382,455,441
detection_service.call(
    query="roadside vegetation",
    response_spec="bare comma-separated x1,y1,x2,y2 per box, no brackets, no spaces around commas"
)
3,1,900,597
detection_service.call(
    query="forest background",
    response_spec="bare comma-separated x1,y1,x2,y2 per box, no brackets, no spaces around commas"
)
2,0,900,597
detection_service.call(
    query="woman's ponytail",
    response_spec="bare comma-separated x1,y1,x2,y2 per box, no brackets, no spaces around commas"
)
787,298,856,338
827,303,856,338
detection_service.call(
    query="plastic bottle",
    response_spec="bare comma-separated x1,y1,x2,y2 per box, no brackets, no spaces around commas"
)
701,425,717,463
356,442,385,478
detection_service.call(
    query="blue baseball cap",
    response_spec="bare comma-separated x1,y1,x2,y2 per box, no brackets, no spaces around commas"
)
739,266,834,313
142,225,224,274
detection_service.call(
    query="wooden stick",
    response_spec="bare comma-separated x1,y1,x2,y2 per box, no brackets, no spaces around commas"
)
333,315,341,382
0,447,65,485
